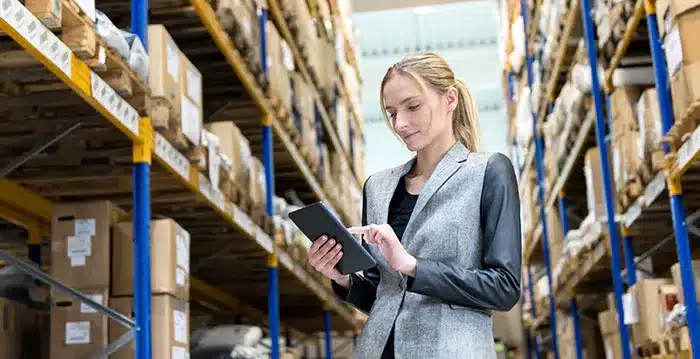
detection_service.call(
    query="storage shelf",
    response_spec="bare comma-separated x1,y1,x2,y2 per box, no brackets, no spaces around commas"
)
266,0,363,189
0,0,364,335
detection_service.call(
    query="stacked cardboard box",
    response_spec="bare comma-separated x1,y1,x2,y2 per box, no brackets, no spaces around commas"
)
149,25,203,151
49,201,123,359
671,260,700,306
610,86,645,196
598,309,627,359
636,88,666,172
0,297,50,359
334,97,350,151
291,72,318,156
628,279,672,347
111,219,191,359
266,21,293,115
658,0,700,134
584,147,617,221
207,121,254,195
250,157,267,209
215,0,262,77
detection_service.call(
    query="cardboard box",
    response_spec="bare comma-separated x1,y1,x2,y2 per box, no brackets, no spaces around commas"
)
671,260,700,304
207,121,253,188
179,54,203,146
671,0,700,21
637,88,663,155
112,219,191,301
611,86,642,139
250,157,266,207
148,25,181,110
584,148,607,221
670,62,700,131
630,278,672,346
51,201,119,296
110,295,189,359
265,21,292,112
25,0,62,29
50,289,109,359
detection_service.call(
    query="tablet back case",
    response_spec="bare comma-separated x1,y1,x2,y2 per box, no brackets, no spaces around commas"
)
288,202,377,275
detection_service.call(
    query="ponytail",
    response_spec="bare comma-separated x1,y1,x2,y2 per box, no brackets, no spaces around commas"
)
453,78,480,152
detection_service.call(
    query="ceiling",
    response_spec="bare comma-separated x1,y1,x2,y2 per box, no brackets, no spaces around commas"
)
353,0,473,13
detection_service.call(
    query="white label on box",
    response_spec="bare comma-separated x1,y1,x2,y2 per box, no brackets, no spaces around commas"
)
664,26,683,78
166,40,179,82
80,294,103,314
172,346,187,359
67,235,92,258
644,172,666,206
155,133,191,181
176,230,190,273
173,310,187,344
0,0,15,18
90,72,139,137
622,292,639,325
70,256,86,267
232,206,254,235
678,125,700,171
186,66,202,104
198,173,213,201
65,321,90,345
75,219,96,236
181,96,202,146
176,268,186,287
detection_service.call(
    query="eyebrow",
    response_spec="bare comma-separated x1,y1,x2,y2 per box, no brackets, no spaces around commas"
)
385,96,420,111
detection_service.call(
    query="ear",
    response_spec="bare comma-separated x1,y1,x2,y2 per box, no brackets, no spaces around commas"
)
446,87,459,112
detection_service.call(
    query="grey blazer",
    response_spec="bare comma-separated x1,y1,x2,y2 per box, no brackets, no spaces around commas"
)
333,142,522,359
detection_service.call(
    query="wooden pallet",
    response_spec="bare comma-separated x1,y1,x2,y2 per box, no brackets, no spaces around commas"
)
58,0,150,115
618,163,654,209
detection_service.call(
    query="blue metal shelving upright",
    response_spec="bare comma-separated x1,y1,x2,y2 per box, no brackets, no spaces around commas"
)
259,7,282,359
578,0,632,357
643,0,700,353
131,4,153,359
519,1,560,357
559,194,583,359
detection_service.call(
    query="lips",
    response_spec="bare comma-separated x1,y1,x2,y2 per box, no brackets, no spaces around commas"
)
401,132,418,141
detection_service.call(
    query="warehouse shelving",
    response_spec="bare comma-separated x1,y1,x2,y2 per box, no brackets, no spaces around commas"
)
0,0,365,358
507,0,700,356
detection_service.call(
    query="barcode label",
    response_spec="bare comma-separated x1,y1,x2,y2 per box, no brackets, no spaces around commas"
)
155,134,190,181
625,203,642,228
232,206,254,236
256,227,273,253
643,172,666,206
677,126,700,172
90,73,138,136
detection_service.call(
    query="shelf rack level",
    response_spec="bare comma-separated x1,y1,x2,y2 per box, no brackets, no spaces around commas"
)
643,0,700,353
520,0,560,356
579,0,633,356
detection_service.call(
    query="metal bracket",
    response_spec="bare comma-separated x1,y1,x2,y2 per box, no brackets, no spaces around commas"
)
91,328,136,359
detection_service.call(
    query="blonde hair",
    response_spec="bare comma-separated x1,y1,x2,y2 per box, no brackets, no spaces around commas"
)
379,52,480,151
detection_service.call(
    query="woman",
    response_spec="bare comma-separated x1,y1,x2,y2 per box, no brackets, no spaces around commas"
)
307,52,522,359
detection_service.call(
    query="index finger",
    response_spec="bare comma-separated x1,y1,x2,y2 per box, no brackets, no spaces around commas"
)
347,226,369,235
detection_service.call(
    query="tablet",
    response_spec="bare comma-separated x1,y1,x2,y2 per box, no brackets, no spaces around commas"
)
288,202,377,275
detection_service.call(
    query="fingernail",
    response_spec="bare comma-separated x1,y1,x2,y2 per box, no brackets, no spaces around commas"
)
330,239,335,244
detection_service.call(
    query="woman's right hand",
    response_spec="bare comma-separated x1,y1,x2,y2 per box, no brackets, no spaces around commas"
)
307,235,350,287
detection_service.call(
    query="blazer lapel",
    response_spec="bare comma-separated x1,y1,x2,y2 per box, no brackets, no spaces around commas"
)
374,157,416,225
404,142,470,250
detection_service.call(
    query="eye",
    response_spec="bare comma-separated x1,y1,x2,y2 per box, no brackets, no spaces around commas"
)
388,112,397,120
408,104,421,111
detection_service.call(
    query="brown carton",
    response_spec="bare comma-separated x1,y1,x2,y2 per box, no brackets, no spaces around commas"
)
110,295,190,359
25,0,62,29
584,148,606,221
630,278,672,346
671,260,700,304
112,219,191,301
50,289,109,359
611,86,642,139
51,201,119,297
148,25,181,110
207,121,253,187
179,53,203,146
250,157,266,207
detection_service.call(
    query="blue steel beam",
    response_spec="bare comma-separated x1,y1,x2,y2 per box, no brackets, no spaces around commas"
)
260,7,281,359
579,0,632,358
133,162,152,359
560,194,584,359
644,0,700,353
324,310,333,359
519,0,559,356
131,0,148,47
622,229,637,287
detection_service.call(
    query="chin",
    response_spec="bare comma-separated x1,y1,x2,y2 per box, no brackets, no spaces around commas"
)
403,139,424,152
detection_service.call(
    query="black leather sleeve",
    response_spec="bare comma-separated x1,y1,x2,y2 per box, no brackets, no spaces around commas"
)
407,153,523,311
331,177,381,314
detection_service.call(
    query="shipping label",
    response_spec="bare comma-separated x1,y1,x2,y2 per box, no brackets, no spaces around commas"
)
65,321,91,345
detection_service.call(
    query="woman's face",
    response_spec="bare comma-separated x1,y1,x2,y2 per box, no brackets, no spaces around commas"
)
382,73,454,152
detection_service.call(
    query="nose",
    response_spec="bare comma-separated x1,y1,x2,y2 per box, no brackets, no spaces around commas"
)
393,111,409,131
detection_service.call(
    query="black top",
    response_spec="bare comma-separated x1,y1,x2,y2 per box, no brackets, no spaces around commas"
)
381,176,419,358
332,153,522,353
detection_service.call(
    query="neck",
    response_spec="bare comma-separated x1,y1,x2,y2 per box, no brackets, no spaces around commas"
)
414,136,457,178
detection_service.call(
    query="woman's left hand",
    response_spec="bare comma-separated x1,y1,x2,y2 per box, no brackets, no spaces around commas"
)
348,224,417,277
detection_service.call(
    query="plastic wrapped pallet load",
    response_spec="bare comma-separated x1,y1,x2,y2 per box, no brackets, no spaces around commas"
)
571,62,605,94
